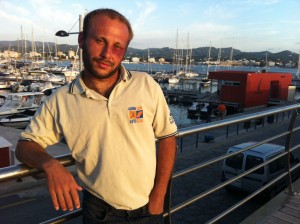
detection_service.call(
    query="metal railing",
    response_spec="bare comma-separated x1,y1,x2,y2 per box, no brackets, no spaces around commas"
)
1,103,300,223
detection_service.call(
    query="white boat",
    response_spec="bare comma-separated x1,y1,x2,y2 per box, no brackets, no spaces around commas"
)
42,73,65,83
200,79,211,87
43,66,79,82
168,77,180,84
185,71,199,78
0,113,33,129
0,95,5,106
0,92,45,118
0,81,12,89
187,102,216,119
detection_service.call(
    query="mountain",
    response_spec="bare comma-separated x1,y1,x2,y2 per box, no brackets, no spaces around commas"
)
0,40,298,64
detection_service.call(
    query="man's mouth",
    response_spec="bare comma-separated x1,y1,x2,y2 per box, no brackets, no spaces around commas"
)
94,58,112,67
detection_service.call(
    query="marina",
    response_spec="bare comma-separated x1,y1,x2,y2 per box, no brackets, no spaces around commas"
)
1,62,300,128
1,2,300,223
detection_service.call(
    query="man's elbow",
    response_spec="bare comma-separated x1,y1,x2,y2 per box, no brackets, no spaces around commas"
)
15,140,28,162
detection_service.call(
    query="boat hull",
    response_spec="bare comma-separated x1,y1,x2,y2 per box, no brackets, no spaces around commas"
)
0,114,32,129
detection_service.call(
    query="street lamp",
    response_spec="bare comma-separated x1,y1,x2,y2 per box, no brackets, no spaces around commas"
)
55,14,83,71
55,30,79,37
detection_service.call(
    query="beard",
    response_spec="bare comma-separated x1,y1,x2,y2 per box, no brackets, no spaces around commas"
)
82,45,121,80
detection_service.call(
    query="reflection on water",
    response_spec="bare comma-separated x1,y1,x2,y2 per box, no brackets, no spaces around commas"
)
169,104,204,128
160,80,218,93
123,63,299,76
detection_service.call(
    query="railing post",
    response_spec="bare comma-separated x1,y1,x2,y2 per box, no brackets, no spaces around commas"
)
284,109,298,195
226,126,229,138
180,138,183,153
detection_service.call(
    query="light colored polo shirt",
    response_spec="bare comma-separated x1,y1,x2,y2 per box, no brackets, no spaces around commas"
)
20,65,178,210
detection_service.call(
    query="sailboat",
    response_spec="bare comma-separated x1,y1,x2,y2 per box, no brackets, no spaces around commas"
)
175,32,199,78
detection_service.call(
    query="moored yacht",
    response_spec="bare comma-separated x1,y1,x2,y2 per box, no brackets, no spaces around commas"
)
0,92,45,118
0,110,34,129
168,76,180,84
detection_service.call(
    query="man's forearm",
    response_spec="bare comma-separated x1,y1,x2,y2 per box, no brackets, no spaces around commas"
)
15,140,82,211
15,140,56,171
153,136,177,197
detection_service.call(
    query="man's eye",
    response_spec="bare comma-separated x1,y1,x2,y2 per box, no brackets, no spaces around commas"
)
115,45,123,50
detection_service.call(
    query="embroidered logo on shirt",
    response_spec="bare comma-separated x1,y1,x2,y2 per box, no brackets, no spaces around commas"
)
128,106,143,124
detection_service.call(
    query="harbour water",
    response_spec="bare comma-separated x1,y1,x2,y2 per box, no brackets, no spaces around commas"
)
122,62,299,76
1,62,300,128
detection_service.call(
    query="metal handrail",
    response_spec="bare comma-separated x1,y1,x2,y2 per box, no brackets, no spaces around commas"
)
0,103,299,224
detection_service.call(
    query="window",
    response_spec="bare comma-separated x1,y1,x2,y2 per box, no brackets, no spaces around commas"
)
245,155,264,174
224,81,240,86
269,156,285,174
226,152,244,170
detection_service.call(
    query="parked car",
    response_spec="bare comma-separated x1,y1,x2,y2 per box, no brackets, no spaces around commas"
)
221,141,300,198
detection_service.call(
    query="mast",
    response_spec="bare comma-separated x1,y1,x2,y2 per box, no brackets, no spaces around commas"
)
229,46,233,70
20,26,24,61
185,33,189,73
24,33,27,62
265,51,268,70
31,26,35,62
147,48,150,74
17,38,20,58
173,28,179,73
189,43,193,73
207,41,211,76
297,50,300,78
42,25,45,61
216,47,222,71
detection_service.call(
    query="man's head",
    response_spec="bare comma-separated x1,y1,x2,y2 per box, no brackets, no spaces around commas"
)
82,9,133,46
78,8,134,80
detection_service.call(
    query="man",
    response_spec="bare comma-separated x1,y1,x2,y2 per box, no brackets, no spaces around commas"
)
206,102,213,123
217,101,227,120
15,8,178,224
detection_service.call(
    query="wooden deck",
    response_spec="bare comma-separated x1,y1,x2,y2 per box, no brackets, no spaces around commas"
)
241,179,300,224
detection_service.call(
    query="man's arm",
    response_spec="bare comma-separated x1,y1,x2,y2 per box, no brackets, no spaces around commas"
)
147,135,177,214
15,141,82,211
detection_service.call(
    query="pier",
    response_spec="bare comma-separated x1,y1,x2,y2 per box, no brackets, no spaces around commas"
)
0,104,300,223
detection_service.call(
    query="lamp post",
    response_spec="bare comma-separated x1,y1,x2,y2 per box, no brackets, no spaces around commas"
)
55,14,83,71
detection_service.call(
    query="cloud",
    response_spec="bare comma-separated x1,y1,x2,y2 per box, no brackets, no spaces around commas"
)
236,0,279,5
132,1,157,31
203,4,235,21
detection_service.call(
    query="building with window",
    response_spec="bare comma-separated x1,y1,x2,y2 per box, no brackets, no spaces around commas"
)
208,71,293,112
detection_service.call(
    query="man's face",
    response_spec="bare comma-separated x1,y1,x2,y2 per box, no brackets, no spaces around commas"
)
79,15,130,79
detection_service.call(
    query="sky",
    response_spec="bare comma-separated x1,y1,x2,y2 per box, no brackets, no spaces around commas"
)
1,0,300,53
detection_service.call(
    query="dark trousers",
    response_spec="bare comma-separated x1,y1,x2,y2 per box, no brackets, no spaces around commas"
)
82,190,164,224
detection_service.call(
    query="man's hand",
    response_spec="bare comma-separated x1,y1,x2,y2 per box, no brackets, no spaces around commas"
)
44,159,83,211
15,141,83,211
147,189,165,214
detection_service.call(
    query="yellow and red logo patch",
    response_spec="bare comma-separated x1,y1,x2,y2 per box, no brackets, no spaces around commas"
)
128,106,143,124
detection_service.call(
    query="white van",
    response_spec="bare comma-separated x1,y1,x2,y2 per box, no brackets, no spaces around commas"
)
221,142,299,196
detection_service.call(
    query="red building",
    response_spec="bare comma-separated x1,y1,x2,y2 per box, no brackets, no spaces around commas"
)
208,70,293,111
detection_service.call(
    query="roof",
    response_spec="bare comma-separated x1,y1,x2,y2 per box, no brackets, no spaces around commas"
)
8,92,44,97
229,141,285,156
